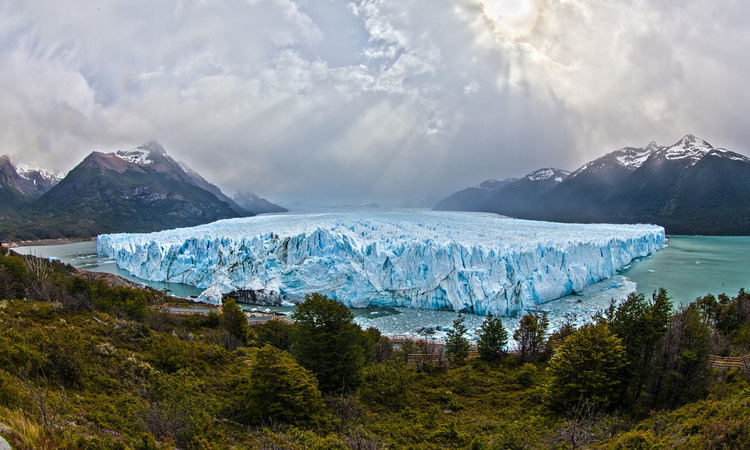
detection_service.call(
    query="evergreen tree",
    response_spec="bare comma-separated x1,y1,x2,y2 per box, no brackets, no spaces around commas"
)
445,314,470,364
545,323,627,412
291,293,365,393
221,298,251,345
477,313,508,362
607,289,671,404
235,345,326,425
513,312,549,363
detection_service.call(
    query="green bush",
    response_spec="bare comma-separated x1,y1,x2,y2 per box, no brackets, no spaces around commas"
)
545,323,627,411
359,360,417,410
233,345,327,426
611,430,663,450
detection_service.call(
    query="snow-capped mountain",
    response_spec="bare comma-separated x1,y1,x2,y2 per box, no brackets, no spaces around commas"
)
0,155,62,215
24,142,266,238
16,164,64,189
435,168,569,217
525,168,570,182
435,135,750,235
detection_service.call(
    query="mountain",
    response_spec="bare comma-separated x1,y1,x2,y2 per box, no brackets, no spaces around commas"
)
0,155,62,217
482,168,570,217
434,135,750,235
233,191,287,214
433,178,518,212
434,168,570,216
19,142,246,238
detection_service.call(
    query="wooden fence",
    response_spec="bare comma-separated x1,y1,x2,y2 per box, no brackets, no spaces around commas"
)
708,354,750,370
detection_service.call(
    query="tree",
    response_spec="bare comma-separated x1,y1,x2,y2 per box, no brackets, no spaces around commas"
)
607,289,672,404
513,312,549,363
235,345,326,425
255,319,293,351
545,323,627,412
648,304,711,409
291,293,365,393
717,289,750,336
445,314,470,365
477,313,508,362
220,298,250,345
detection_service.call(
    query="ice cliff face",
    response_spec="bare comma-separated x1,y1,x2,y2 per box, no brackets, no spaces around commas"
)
97,212,665,316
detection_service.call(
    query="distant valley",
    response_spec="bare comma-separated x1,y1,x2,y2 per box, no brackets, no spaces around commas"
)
0,142,285,241
435,135,750,235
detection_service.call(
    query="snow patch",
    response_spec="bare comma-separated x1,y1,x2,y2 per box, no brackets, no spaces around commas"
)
115,149,153,165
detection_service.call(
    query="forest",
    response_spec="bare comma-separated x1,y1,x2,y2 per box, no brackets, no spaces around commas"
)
0,246,748,449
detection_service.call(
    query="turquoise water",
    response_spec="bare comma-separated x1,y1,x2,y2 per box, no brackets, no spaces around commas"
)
13,235,750,336
13,241,202,299
618,236,750,307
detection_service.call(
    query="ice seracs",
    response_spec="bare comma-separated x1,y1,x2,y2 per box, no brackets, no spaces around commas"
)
98,212,665,316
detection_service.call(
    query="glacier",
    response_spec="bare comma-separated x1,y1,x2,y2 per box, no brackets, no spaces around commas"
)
97,211,665,316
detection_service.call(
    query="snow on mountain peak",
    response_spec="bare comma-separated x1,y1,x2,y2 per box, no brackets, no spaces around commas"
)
113,142,168,166
15,163,63,183
661,135,714,164
613,146,655,170
525,168,569,182
115,149,153,165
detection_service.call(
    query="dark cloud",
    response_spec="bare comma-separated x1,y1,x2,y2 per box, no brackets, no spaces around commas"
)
1,0,748,204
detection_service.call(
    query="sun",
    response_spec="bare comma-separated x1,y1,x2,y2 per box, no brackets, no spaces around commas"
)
479,0,540,39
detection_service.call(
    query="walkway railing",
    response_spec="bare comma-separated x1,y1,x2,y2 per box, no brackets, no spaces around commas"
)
708,354,750,370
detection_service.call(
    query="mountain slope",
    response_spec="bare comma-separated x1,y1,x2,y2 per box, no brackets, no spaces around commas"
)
232,191,287,214
434,135,750,235
22,143,244,238
433,178,518,212
0,155,62,219
483,168,570,217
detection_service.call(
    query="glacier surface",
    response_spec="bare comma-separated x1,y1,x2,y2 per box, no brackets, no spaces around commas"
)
97,212,665,316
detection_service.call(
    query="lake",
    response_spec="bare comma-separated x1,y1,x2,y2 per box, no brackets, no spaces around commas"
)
13,235,750,339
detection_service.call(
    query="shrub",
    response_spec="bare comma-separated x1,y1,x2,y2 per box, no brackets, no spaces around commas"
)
545,323,627,412
359,360,417,410
234,345,327,426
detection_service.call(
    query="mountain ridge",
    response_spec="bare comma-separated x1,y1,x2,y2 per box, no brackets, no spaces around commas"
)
0,142,285,240
435,135,750,235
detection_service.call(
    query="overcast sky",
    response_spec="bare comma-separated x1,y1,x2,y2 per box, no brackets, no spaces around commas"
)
2,0,749,204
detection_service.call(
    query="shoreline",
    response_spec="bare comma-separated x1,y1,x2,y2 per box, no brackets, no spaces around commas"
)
4,236,96,248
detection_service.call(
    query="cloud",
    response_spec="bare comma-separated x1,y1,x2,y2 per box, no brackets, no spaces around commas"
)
0,0,748,203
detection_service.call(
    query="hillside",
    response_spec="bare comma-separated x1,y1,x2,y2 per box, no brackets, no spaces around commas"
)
0,247,748,449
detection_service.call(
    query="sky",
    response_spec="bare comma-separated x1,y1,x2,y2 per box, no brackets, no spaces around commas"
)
1,0,749,204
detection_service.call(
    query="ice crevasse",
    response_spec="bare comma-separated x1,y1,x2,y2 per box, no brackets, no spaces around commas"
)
97,211,665,316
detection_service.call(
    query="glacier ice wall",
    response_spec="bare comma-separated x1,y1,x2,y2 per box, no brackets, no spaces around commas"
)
97,212,665,316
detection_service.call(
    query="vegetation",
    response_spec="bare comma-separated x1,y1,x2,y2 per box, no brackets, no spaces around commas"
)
445,314,470,364
513,311,549,363
290,293,366,394
477,312,509,362
0,246,749,449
